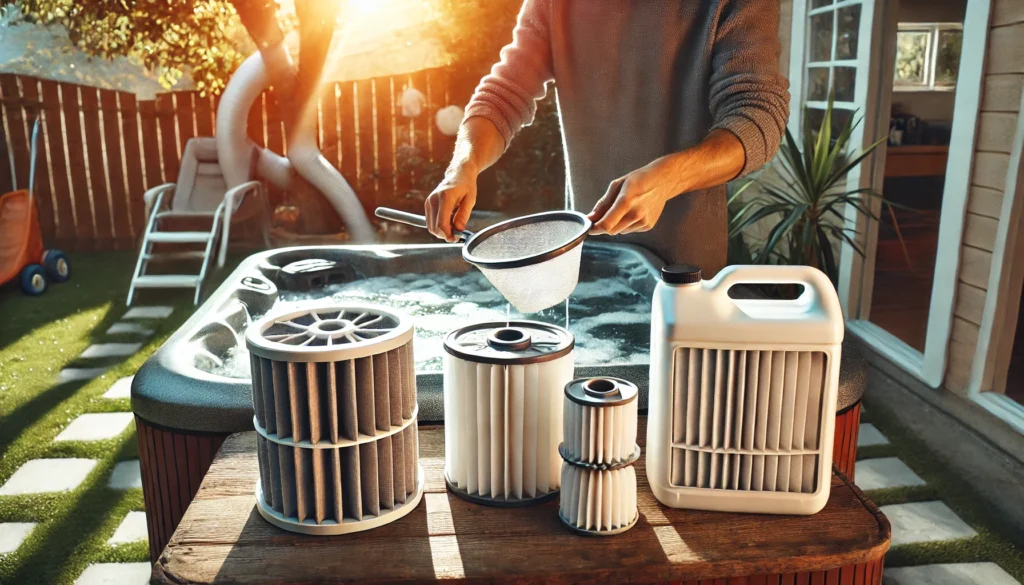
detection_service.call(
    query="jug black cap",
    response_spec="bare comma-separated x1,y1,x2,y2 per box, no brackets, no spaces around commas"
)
661,264,702,285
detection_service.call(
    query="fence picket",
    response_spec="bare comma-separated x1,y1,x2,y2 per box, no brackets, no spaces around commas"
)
394,74,414,203
80,87,114,250
247,92,266,147
0,90,12,194
119,91,147,237
339,81,357,191
40,80,75,250
16,78,57,245
320,84,340,170
101,89,132,248
138,99,164,193
0,75,31,192
374,77,396,208
175,92,196,154
427,68,456,165
264,90,285,156
60,82,95,250
194,93,214,137
156,92,180,183
355,79,377,214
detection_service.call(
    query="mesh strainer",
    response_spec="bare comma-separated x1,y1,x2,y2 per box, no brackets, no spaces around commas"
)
375,207,591,313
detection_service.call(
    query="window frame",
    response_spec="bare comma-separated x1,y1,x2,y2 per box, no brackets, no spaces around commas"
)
894,22,963,92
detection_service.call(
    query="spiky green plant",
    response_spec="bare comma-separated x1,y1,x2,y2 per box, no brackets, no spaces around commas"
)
728,94,890,284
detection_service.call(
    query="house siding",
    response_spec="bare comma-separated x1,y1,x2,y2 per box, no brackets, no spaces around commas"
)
944,5,1024,394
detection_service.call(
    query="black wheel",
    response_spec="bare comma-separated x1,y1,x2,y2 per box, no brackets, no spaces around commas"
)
20,264,47,296
43,250,71,283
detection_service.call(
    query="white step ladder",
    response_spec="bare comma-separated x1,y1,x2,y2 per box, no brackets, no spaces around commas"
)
128,205,222,306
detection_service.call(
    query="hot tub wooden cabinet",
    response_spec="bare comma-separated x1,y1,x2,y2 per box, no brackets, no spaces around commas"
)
153,418,890,585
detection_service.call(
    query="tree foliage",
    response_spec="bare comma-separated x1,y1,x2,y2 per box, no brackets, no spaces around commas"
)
15,0,251,94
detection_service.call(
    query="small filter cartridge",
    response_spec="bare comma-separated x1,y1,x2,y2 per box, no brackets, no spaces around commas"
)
559,377,639,535
443,321,575,506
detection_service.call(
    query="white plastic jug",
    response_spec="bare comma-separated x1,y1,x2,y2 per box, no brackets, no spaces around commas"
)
646,264,844,515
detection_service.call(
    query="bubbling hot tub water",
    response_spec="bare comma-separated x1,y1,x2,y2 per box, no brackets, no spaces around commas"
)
207,253,653,378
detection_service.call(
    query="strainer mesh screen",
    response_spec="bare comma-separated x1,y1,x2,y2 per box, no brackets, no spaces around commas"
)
469,219,584,260
478,243,584,313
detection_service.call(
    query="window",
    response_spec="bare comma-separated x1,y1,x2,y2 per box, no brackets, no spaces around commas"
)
894,23,962,91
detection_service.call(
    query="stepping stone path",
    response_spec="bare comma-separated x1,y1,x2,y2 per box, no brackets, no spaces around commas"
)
853,416,1015,582
108,511,147,545
858,423,889,447
56,367,109,385
123,305,173,320
0,522,36,555
80,343,143,360
55,413,134,442
105,322,154,336
107,460,142,490
884,562,1021,585
855,457,925,491
74,562,151,585
102,376,133,400
882,501,978,547
0,459,98,495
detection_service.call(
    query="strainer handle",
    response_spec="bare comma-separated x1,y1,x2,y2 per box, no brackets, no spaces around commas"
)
374,207,472,240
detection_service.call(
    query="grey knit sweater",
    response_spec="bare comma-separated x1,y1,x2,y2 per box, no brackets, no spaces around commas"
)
464,0,789,274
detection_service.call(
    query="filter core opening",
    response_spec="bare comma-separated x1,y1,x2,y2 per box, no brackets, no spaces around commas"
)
310,318,355,340
486,327,533,351
583,378,619,397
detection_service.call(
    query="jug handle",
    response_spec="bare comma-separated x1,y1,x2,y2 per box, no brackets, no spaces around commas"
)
707,265,844,323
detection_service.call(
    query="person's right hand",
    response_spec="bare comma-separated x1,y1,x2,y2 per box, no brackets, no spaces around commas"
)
425,162,479,242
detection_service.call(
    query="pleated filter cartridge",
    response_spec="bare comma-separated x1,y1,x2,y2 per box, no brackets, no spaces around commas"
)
246,304,424,535
559,377,639,535
443,321,574,506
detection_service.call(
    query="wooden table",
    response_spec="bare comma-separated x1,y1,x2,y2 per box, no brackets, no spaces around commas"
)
155,420,890,585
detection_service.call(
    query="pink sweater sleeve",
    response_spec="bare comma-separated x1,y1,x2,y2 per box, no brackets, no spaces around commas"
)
464,0,555,148
709,0,791,176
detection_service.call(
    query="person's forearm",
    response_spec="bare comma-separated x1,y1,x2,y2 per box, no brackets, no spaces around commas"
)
650,129,746,196
448,116,506,176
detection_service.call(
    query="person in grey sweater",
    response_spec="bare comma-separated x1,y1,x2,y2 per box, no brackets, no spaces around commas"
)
425,0,789,276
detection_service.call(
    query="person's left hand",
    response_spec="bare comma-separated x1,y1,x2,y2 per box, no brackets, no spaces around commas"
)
587,159,680,236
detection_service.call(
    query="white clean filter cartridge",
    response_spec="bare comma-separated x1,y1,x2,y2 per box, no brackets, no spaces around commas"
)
443,321,575,506
559,377,639,535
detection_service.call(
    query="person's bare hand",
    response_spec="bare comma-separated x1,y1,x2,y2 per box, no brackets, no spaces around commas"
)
425,162,479,242
587,160,678,236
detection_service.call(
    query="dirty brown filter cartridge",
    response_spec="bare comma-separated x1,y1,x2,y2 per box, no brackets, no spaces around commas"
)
247,304,423,535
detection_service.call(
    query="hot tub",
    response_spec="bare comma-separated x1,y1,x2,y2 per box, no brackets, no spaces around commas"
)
131,241,866,562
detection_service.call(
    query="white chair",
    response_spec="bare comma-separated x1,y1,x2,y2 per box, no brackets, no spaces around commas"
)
128,137,270,306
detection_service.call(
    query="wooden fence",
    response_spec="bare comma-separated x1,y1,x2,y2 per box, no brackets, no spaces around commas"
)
0,68,475,252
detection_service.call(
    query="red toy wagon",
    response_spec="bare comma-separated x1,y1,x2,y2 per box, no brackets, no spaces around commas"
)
0,121,70,295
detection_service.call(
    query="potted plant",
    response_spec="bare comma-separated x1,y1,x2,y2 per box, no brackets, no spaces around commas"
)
728,94,906,286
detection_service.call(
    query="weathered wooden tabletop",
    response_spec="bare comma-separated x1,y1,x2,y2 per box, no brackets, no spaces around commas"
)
155,419,890,585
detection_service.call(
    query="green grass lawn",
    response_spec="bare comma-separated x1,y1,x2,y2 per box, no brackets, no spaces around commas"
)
0,251,236,585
